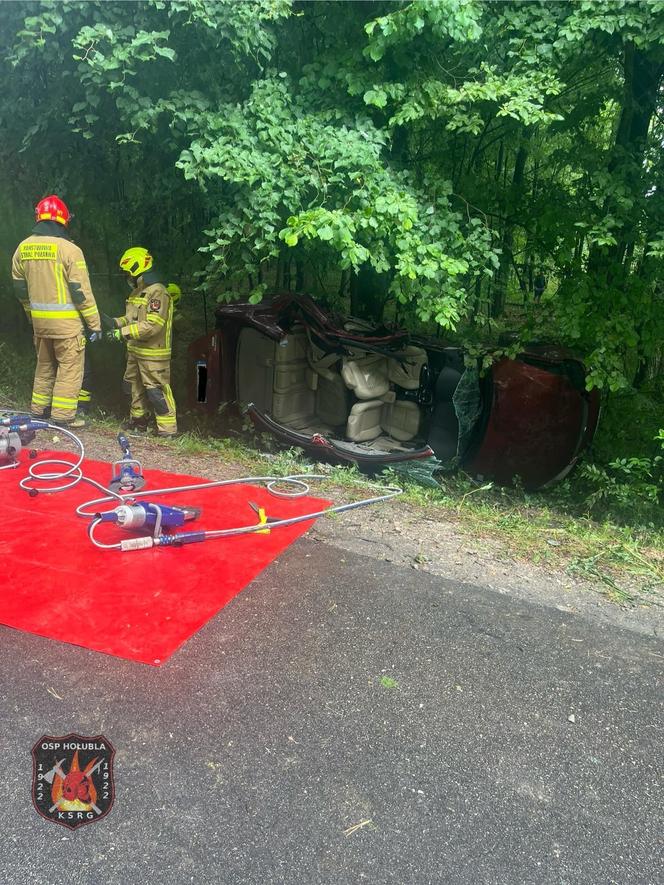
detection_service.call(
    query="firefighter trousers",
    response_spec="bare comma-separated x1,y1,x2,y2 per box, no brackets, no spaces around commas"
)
123,352,177,435
77,352,93,414
31,335,85,422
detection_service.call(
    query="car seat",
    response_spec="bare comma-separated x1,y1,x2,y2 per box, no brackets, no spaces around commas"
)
341,353,391,400
388,347,428,390
346,399,421,442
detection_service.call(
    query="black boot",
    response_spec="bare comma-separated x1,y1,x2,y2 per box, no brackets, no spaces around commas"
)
122,416,150,432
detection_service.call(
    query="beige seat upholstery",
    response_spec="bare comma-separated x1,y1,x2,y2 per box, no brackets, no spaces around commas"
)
237,324,422,441
346,401,383,442
308,341,341,382
276,327,309,361
388,347,428,390
346,399,421,443
381,400,421,441
341,353,390,400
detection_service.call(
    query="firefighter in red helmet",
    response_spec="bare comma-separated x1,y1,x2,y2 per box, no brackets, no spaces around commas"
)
11,195,102,428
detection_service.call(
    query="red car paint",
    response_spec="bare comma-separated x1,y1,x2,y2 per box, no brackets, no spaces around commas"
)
464,358,589,488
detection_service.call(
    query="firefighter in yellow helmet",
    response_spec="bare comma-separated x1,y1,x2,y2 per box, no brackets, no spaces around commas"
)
166,282,181,307
11,195,102,428
79,284,183,421
103,247,178,436
166,282,185,331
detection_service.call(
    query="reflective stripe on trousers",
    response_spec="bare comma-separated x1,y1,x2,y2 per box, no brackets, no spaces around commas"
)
123,352,177,433
32,335,85,421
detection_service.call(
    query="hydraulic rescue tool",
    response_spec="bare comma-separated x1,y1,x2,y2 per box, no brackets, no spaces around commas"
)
83,476,402,552
97,501,201,532
109,433,146,493
0,414,49,431
3,410,403,552
0,414,39,469
0,430,23,468
94,502,205,550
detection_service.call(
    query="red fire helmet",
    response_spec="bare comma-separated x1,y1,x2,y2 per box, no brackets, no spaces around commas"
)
35,195,71,226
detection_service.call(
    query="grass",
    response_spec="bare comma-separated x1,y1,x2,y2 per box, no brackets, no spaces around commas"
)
409,474,663,606
94,414,262,468
0,340,34,409
3,382,662,607
568,542,664,605
150,429,663,606
379,676,400,689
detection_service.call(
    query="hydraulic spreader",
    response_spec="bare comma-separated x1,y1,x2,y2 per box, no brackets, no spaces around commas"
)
109,433,145,493
2,410,402,552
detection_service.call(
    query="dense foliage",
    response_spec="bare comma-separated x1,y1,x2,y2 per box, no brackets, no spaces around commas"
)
0,1,662,463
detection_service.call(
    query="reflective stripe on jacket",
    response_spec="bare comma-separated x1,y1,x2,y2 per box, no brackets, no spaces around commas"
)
116,280,173,360
11,231,101,339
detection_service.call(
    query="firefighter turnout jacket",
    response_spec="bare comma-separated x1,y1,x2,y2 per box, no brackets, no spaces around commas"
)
114,273,173,360
114,271,177,435
11,222,101,337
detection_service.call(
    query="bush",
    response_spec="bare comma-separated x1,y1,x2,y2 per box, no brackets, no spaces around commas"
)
552,431,664,528
0,339,33,407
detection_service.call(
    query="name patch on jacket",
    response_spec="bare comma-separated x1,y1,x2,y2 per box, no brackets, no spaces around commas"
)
20,243,58,261
149,298,161,312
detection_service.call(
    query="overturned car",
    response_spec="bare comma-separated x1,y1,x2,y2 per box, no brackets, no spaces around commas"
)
187,293,600,489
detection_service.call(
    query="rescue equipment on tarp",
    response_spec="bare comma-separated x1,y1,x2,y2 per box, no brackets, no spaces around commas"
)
80,473,401,552
109,433,145,493
2,413,402,552
0,414,40,470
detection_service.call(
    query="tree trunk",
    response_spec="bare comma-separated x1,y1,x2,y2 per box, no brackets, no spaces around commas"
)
588,43,664,283
338,269,348,302
492,139,529,317
295,259,305,291
584,43,664,385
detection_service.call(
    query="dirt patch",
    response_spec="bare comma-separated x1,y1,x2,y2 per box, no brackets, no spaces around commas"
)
33,425,664,639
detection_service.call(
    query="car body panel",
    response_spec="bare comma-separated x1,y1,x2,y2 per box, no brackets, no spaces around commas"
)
464,358,589,488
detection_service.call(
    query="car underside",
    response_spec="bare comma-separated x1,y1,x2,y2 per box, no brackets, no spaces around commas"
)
188,294,600,489
237,322,441,461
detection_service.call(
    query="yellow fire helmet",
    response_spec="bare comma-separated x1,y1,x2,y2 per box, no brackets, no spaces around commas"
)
166,282,182,305
119,246,153,278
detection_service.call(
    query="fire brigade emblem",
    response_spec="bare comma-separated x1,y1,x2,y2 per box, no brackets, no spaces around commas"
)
32,734,115,829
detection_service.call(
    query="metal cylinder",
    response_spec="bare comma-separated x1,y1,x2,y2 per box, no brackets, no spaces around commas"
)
114,504,148,529
0,431,22,462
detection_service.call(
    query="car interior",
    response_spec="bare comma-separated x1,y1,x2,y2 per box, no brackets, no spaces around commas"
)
236,323,440,456
191,299,596,482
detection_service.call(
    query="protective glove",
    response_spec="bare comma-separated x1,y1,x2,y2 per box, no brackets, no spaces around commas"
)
100,313,116,331
86,330,104,343
106,329,123,342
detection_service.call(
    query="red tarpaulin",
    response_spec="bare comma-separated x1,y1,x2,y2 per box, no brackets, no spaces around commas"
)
0,452,328,665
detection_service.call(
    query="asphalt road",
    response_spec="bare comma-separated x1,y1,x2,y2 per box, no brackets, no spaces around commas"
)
0,537,661,885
